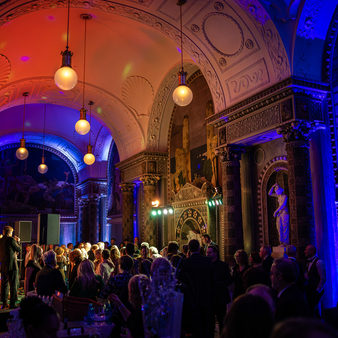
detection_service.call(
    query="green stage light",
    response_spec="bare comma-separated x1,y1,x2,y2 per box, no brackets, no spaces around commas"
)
157,210,162,215
212,201,216,206
151,210,157,216
169,208,174,214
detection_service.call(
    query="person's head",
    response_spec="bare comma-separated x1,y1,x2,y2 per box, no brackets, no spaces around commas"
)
270,258,298,292
149,246,158,256
119,255,134,272
43,250,57,267
207,245,219,262
151,257,173,286
110,245,120,260
271,318,338,338
84,242,91,252
77,259,95,280
3,225,13,236
222,294,274,338
246,284,276,315
304,244,316,258
202,234,211,245
97,242,105,251
29,244,41,262
128,274,150,309
259,246,271,259
170,254,183,269
110,237,116,245
67,243,73,250
182,244,189,257
167,241,179,255
126,242,135,257
188,239,200,254
91,244,99,252
160,246,168,257
55,247,64,257
286,245,297,259
234,249,248,267
95,248,103,261
140,242,150,258
249,251,262,265
102,249,110,260
69,248,83,264
20,296,59,338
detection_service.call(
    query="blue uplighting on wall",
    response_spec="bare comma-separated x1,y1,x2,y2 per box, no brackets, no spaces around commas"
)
133,183,139,240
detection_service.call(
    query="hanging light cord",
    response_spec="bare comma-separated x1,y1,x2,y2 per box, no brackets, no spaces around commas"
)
82,16,87,108
42,104,46,159
66,0,70,50
89,102,92,146
22,94,27,139
180,3,183,72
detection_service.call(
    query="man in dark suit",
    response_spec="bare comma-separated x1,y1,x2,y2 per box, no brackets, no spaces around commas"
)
271,258,310,321
0,226,21,309
260,245,274,274
177,239,213,338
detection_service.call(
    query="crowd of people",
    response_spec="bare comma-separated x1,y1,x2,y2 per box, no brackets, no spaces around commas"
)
0,226,337,337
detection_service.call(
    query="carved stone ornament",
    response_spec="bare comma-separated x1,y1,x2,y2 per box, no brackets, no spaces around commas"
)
219,145,243,162
277,120,314,143
173,183,207,203
140,174,160,186
120,182,135,193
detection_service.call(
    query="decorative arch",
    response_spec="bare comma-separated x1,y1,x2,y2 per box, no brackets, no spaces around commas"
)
257,156,288,245
175,207,207,241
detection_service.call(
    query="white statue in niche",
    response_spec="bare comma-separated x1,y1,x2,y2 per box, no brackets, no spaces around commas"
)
268,183,290,245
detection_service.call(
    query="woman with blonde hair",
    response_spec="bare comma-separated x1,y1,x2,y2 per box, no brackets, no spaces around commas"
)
110,245,120,276
70,259,104,300
55,246,67,280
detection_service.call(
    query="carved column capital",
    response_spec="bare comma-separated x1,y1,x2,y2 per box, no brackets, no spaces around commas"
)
140,174,160,186
219,145,244,163
277,120,317,143
120,182,135,193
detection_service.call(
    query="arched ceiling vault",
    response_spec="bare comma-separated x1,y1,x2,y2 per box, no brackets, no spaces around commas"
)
0,0,291,159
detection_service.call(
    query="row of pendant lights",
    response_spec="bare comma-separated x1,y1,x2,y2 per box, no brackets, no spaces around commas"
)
16,5,94,167
54,0,193,106
16,0,193,168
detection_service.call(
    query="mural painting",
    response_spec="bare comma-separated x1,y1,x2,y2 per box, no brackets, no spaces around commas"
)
170,74,219,193
0,147,75,215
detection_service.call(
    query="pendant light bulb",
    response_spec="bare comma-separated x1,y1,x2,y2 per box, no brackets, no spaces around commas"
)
16,92,29,160
55,0,78,90
173,71,193,106
173,1,193,106
75,108,90,135
38,157,48,174
16,139,29,160
84,144,95,165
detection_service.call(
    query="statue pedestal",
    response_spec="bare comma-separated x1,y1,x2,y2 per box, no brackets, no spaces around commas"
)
272,246,286,259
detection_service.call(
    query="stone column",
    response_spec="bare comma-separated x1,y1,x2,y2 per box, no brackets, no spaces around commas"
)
79,195,100,243
278,121,316,248
220,145,244,261
120,183,135,242
140,175,159,246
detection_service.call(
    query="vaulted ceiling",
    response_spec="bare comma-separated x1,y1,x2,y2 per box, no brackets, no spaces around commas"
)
0,0,335,167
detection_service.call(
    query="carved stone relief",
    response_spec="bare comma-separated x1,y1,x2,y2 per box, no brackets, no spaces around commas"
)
226,104,281,143
202,12,244,57
226,58,269,101
236,0,290,81
0,54,11,87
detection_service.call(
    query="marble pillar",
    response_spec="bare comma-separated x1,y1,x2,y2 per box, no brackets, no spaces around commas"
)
279,121,316,248
220,145,244,260
120,183,135,242
140,175,159,246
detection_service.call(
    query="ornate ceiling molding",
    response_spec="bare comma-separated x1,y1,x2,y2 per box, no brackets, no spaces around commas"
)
0,0,226,114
